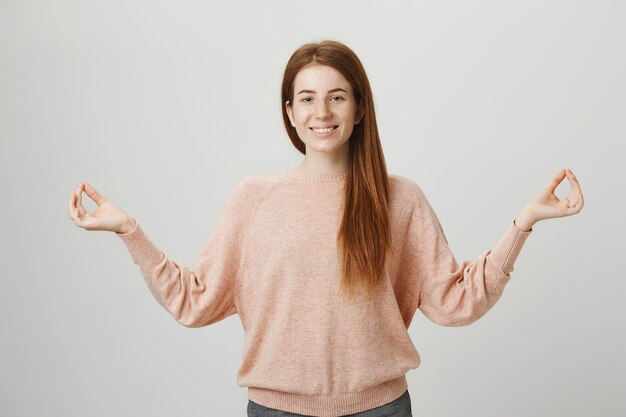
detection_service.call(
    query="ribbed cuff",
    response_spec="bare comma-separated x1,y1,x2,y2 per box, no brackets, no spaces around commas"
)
115,217,137,236
488,218,533,276
116,220,163,265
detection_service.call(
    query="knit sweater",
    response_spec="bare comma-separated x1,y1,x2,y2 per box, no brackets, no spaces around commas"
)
116,170,533,417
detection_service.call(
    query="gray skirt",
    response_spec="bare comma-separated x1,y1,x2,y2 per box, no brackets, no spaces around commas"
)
247,389,412,417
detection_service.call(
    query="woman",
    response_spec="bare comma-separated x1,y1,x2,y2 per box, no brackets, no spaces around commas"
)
68,40,584,417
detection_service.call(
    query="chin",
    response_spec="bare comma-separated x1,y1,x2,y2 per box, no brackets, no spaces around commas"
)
306,140,350,153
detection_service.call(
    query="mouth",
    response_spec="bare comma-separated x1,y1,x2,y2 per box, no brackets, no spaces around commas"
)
310,125,339,134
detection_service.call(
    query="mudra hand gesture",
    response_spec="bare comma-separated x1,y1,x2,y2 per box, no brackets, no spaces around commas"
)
68,182,136,234
515,168,585,232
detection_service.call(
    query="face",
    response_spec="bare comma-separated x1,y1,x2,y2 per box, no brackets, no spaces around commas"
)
285,64,363,158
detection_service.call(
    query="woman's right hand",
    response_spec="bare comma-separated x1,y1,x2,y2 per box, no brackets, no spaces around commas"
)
68,182,136,234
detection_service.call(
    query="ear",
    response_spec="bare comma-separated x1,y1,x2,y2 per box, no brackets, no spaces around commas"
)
285,100,295,127
355,102,364,125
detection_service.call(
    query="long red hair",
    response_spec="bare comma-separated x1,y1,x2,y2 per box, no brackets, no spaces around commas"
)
280,39,393,299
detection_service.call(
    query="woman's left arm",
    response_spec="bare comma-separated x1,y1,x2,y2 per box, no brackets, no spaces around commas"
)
514,168,585,232
403,168,584,327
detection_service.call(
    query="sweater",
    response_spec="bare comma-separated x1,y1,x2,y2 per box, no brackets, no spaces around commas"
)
116,170,533,417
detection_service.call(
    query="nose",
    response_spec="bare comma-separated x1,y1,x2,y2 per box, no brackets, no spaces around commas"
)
315,99,332,119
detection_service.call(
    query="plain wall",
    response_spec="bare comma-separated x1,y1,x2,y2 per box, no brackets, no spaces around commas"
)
1,0,624,416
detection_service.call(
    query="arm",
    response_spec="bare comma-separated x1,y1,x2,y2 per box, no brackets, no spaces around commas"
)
116,179,252,328
409,185,533,327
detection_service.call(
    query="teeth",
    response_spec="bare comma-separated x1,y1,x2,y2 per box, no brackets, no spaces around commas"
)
312,126,336,133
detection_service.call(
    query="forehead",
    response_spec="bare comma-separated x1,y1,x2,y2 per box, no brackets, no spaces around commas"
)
293,64,351,92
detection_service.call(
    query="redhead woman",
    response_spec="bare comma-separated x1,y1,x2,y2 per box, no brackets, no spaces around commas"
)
68,40,584,417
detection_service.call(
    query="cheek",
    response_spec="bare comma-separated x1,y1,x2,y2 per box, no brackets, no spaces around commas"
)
338,113,354,125
293,109,310,125
340,105,357,119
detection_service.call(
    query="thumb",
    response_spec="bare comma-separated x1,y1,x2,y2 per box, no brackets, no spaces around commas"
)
542,168,567,194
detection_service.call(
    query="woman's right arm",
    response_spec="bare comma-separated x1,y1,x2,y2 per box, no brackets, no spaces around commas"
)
68,180,252,327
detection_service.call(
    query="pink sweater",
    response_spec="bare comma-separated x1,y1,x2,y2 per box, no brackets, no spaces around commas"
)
116,171,532,417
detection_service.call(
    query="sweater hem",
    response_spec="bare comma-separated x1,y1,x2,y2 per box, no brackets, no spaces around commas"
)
247,374,408,417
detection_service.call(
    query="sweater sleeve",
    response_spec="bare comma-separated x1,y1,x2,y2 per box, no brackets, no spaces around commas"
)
115,178,252,328
407,183,533,327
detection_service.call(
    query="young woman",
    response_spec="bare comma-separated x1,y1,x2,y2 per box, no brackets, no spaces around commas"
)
68,40,584,417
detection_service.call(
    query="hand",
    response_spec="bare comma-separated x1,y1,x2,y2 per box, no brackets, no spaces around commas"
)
518,168,585,227
68,182,136,234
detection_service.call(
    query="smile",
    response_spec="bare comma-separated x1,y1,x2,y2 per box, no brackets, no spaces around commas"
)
310,125,338,135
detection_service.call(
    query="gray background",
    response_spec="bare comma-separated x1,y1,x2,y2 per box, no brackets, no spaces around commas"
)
1,0,623,416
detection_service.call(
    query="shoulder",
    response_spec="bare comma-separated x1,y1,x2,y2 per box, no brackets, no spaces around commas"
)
388,173,424,203
228,172,284,209
229,173,274,201
233,172,285,193
233,173,269,193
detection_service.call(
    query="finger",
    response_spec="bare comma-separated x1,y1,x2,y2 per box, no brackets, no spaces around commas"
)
73,209,83,226
68,191,76,219
566,168,579,185
566,169,584,200
568,202,583,215
71,182,82,206
543,168,568,194
567,168,579,184
70,189,81,219
75,188,86,216
565,189,580,206
576,192,585,211
567,197,577,208
83,182,106,205
72,184,82,218
566,195,584,213
567,168,582,192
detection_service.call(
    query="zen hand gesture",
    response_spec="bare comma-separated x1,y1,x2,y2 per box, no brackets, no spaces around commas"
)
516,168,585,231
68,182,136,234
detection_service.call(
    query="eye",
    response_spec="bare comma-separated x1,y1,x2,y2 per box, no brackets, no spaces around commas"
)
300,96,344,103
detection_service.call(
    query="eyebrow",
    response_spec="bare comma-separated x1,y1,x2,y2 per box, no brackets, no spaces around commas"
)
297,88,348,95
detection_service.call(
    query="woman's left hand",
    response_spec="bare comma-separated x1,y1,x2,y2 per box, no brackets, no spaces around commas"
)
515,168,585,231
